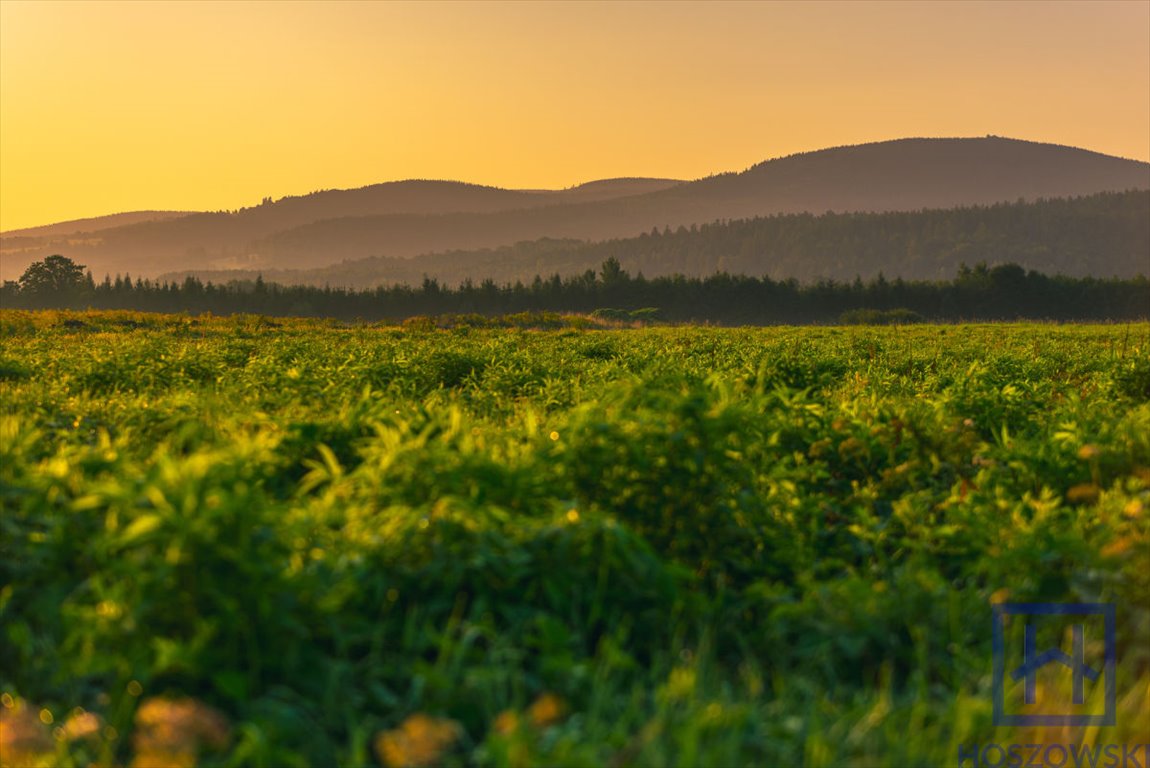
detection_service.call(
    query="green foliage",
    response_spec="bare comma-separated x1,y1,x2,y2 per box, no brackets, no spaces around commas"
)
840,307,924,325
1114,355,1150,401
2,311,1148,766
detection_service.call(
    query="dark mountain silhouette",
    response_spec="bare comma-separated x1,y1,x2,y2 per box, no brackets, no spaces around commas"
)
3,137,1146,281
159,191,1150,287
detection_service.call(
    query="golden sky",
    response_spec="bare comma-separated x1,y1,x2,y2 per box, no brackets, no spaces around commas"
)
1,0,1148,231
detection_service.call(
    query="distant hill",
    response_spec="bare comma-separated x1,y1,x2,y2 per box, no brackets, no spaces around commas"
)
160,191,1150,287
655,136,1150,216
3,137,1146,281
0,178,681,280
541,178,688,202
1,210,196,239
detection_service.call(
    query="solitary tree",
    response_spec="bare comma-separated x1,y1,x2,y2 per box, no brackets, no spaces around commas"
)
18,254,88,295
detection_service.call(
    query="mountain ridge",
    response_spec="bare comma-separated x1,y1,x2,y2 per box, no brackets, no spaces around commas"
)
2,136,1146,282
2,210,197,239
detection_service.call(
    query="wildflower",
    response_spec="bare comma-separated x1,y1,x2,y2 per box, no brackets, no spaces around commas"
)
1100,537,1132,558
0,701,54,767
63,709,103,741
375,713,461,768
130,748,196,768
527,693,566,729
493,710,520,736
1066,484,1101,505
663,667,696,702
131,696,231,768
1077,444,1101,461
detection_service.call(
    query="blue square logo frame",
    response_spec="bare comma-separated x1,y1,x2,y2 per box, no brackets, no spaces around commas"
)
992,602,1116,727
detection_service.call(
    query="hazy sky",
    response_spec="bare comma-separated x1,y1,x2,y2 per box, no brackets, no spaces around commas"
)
1,0,1148,230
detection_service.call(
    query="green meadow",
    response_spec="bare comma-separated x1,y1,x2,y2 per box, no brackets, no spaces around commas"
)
1,311,1147,767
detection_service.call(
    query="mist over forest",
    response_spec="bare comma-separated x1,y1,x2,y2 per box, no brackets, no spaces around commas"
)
155,191,1150,289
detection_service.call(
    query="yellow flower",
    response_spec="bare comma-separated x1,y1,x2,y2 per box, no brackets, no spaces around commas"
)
129,749,197,768
0,701,54,768
132,696,231,767
527,693,566,729
375,713,461,768
1077,444,1101,461
1100,537,1133,558
493,709,520,736
664,667,696,702
63,710,103,741
1066,484,1101,505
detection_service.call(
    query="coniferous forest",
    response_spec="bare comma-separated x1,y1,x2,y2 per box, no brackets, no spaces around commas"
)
2,254,1147,324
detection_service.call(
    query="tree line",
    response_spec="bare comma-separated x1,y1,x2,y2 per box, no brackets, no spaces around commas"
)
3,254,1147,324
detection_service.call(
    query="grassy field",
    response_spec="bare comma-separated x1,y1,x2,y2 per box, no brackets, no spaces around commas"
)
1,310,1148,767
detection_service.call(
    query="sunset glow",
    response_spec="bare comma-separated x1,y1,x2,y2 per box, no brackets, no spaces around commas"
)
1,0,1148,231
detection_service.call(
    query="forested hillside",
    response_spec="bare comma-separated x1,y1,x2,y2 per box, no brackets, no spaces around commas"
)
162,191,1150,288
